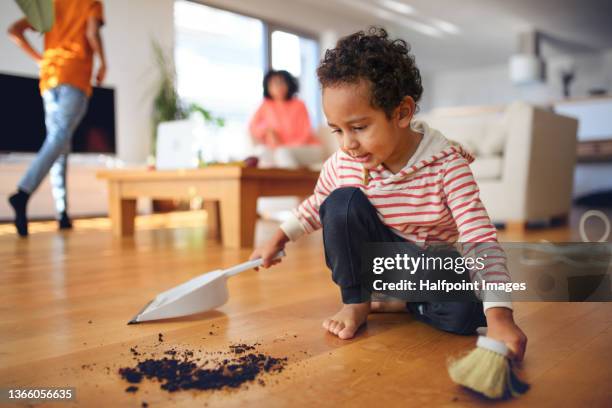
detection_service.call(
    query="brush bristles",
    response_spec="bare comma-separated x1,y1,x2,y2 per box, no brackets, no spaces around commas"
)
448,348,508,398
448,347,529,399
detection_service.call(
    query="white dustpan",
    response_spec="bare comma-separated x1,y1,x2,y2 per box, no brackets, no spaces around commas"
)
128,251,285,324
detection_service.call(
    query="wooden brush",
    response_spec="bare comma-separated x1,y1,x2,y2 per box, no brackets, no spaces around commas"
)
447,336,529,399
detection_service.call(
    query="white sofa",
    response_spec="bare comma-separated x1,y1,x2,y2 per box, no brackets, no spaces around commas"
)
418,102,578,228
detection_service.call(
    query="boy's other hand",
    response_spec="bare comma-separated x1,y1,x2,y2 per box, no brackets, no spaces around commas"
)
249,228,289,270
485,307,527,362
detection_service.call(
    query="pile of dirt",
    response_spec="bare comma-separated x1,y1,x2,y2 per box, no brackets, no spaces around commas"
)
119,343,287,393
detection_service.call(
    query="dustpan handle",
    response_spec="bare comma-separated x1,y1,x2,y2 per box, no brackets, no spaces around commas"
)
224,250,286,277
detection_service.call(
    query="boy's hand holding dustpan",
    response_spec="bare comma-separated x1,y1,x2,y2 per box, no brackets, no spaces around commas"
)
128,251,285,324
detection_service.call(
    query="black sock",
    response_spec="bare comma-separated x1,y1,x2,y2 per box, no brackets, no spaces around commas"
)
59,211,72,229
14,188,30,203
8,189,30,236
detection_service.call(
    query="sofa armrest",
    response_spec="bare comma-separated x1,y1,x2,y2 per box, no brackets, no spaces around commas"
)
497,102,534,216
524,108,578,218
501,102,578,219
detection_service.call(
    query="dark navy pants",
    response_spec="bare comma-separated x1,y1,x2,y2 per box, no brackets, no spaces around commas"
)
319,187,487,335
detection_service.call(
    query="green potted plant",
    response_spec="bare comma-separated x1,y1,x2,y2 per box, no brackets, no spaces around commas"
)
149,40,224,212
150,40,224,158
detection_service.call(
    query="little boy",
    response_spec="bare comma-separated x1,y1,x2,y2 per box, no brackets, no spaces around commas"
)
251,28,527,361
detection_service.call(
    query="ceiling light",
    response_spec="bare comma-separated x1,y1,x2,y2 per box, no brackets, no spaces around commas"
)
509,54,545,84
509,31,545,84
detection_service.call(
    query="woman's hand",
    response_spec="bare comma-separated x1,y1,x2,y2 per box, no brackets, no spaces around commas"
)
249,228,289,269
485,307,528,362
264,128,280,148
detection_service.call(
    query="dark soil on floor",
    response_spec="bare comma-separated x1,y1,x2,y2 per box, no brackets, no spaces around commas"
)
118,342,287,394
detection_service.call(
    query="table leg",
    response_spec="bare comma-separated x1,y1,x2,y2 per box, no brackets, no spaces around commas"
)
219,181,258,248
203,200,220,240
108,182,136,237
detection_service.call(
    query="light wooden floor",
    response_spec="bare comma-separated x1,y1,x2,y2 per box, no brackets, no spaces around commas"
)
1,209,611,407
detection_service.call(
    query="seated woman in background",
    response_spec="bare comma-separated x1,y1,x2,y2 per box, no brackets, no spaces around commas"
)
249,69,321,168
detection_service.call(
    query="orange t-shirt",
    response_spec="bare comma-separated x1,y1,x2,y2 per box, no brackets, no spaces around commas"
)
39,0,104,96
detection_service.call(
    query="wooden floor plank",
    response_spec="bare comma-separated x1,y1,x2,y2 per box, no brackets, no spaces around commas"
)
0,212,611,407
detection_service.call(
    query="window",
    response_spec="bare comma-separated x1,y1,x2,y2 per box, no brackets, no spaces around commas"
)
270,30,321,126
174,1,265,160
174,1,321,161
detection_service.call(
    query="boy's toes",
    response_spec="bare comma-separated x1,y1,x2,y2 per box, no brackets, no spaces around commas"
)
332,322,345,335
338,323,358,339
325,319,337,333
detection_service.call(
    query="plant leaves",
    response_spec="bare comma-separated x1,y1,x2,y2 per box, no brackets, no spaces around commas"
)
149,39,225,155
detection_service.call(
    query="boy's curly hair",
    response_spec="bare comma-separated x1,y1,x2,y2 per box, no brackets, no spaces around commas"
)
317,27,423,117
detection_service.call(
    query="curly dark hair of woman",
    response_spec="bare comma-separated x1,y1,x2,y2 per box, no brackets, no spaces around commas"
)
263,69,299,100
317,27,423,117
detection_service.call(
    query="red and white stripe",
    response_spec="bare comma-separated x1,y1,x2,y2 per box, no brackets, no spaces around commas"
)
292,147,511,284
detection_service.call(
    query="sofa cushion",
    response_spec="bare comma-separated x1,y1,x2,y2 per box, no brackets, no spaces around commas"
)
422,117,487,156
470,156,503,180
476,121,507,157
446,123,483,152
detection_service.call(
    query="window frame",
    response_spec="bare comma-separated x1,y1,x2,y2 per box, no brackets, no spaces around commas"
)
187,0,319,71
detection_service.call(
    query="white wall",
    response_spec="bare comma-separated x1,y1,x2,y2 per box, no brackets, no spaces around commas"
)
0,3,43,82
0,0,174,165
425,49,612,111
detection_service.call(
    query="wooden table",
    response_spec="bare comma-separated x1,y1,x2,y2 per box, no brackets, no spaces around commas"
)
97,166,319,248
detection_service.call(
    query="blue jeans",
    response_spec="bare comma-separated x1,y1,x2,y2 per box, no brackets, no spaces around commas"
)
319,187,487,335
19,84,89,215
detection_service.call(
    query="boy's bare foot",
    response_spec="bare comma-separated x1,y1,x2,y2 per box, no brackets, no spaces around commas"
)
370,301,407,313
322,302,370,339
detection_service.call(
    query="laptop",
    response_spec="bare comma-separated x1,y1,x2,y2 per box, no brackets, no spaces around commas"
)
155,120,200,170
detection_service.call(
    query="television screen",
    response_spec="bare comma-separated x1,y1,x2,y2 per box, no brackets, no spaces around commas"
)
0,72,116,154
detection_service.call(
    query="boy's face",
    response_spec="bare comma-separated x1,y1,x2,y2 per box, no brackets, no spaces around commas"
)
322,80,412,172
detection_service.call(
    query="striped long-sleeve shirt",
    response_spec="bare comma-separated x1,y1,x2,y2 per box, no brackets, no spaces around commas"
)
280,121,512,311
